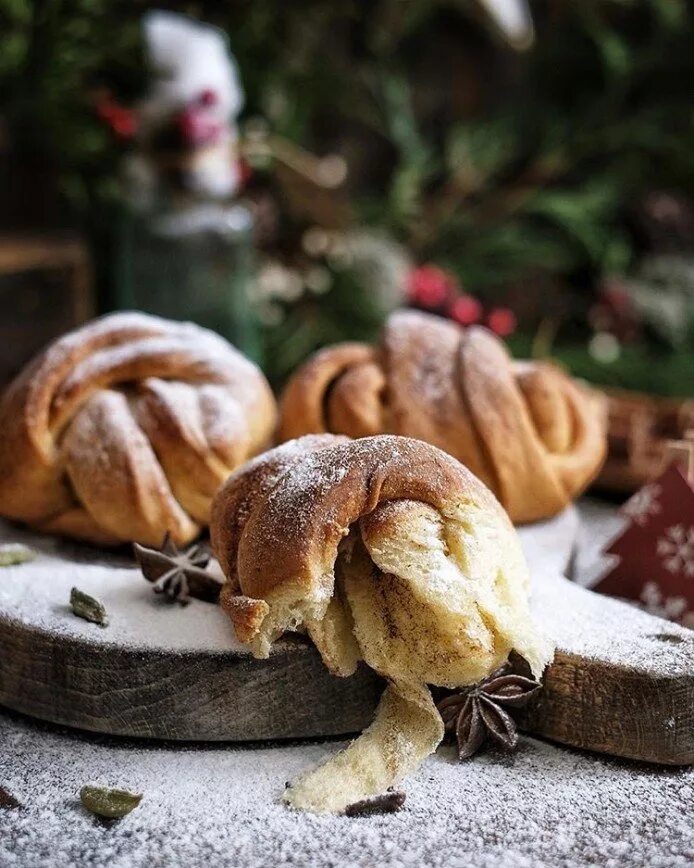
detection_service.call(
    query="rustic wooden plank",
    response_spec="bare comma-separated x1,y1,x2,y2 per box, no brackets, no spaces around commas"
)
524,571,694,765
0,618,382,741
0,509,692,764
0,518,385,741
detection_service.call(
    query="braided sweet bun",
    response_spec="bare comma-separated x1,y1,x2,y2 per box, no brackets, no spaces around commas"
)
0,312,276,546
211,433,553,813
278,310,606,524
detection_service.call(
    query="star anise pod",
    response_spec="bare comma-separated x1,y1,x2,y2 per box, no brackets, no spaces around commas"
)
436,663,542,761
133,532,222,605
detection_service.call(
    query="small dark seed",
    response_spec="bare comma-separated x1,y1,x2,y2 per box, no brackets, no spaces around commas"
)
345,790,406,817
0,786,21,809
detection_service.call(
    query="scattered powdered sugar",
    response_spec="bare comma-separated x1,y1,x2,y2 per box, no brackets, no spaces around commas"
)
516,504,579,579
2,502,690,674
532,569,693,675
0,502,693,864
0,474,566,657
237,435,407,559
0,710,692,867
27,311,267,478
571,497,627,589
264,451,349,531
0,520,243,653
532,499,694,675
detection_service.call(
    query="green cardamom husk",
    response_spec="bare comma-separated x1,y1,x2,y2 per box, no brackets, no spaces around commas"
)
79,785,142,819
70,587,108,627
0,544,35,567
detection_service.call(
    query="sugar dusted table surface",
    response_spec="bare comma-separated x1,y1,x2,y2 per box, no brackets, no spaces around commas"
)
1,499,693,868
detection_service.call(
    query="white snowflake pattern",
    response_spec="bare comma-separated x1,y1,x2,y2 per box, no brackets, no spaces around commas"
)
621,483,661,526
656,524,694,577
639,581,689,620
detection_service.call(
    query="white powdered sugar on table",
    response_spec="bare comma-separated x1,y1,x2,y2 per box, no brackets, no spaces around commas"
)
2,504,690,676
0,520,240,653
1,499,693,866
1,711,692,868
532,569,693,675
0,507,573,655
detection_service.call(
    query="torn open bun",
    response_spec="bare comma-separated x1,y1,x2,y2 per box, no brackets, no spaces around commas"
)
211,434,554,813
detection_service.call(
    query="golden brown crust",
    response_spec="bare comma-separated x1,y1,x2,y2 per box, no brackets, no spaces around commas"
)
278,344,378,441
278,310,607,523
210,433,349,588
0,312,277,546
219,584,271,645
211,433,500,606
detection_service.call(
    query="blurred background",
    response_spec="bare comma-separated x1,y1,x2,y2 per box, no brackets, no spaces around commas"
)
1,0,693,493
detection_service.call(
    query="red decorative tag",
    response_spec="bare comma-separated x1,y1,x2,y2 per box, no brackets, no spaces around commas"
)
594,461,694,628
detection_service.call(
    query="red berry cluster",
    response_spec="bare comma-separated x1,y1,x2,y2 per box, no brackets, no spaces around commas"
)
407,265,517,337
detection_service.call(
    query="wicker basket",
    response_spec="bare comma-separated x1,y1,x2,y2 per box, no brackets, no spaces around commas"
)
597,388,694,494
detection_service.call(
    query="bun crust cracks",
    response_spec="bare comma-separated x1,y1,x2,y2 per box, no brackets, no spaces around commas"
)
211,434,553,812
0,313,276,546
279,310,606,524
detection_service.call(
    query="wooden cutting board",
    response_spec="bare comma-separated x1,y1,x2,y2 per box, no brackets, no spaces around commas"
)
0,509,692,764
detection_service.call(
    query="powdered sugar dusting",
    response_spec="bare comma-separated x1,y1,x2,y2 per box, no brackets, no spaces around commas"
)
2,504,690,673
0,520,246,653
532,569,693,675
1,502,693,864
1,712,691,867
2,311,275,548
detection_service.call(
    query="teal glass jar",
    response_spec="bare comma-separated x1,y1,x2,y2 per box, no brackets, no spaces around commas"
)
114,201,261,364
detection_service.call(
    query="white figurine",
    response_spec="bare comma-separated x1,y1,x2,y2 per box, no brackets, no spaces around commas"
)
125,11,245,205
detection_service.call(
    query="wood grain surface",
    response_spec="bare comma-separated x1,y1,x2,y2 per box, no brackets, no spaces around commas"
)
526,571,694,765
0,618,383,741
0,509,692,763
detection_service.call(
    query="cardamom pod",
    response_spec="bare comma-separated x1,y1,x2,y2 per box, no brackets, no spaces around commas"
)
0,786,21,809
79,785,142,819
0,544,35,567
70,588,108,627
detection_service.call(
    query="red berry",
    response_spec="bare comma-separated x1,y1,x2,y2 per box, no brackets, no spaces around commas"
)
111,108,137,139
449,295,482,326
601,279,632,314
487,307,517,337
95,96,137,140
407,265,454,308
199,89,218,107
